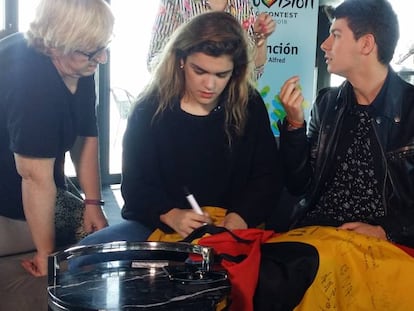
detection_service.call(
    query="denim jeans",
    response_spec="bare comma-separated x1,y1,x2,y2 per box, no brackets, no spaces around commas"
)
69,220,153,269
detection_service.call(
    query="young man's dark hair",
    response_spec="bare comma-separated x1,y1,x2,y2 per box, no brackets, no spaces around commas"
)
334,0,399,64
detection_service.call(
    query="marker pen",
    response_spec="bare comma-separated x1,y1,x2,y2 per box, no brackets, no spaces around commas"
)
183,187,203,215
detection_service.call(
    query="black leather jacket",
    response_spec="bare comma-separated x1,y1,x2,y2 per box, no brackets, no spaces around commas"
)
279,69,414,247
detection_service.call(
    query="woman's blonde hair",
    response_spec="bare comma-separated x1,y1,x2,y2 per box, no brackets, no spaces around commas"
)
26,0,114,54
142,11,255,145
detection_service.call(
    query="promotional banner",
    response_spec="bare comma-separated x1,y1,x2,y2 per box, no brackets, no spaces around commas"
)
253,0,320,135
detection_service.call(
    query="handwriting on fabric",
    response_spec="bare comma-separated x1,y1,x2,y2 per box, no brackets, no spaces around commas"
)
271,226,410,310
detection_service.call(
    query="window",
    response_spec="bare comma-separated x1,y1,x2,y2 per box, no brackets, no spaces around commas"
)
329,0,414,86
18,0,39,31
108,1,158,175
392,0,413,68
391,0,414,84
0,0,5,33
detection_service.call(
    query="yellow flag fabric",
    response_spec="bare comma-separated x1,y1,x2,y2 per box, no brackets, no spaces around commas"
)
148,213,414,310
267,226,414,311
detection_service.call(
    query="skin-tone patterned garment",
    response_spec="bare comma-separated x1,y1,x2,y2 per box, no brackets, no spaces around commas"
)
147,0,257,69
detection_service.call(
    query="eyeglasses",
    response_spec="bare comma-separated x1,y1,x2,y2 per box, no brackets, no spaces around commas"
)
75,45,109,61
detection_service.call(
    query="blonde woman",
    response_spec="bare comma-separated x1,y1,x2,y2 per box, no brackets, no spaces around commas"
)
0,0,114,276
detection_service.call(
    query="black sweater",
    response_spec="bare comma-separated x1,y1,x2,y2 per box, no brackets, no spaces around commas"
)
121,90,282,232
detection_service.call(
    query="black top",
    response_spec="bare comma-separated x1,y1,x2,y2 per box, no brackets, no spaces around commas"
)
0,33,98,219
121,90,282,232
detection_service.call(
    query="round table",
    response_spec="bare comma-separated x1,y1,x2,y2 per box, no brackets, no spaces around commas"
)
47,241,231,310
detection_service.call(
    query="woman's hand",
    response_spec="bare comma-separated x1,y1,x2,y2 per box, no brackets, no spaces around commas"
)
160,208,211,238
83,205,109,233
254,13,276,47
21,252,49,277
338,222,387,240
217,212,247,231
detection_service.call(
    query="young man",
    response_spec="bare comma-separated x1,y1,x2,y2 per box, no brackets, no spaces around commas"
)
278,0,414,247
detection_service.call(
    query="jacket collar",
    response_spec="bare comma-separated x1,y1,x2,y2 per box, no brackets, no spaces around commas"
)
336,67,402,124
380,68,403,124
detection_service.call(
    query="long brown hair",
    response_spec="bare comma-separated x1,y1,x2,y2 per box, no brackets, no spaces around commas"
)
140,11,255,144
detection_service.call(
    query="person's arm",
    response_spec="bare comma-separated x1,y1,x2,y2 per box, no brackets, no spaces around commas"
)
278,76,313,195
241,3,276,78
278,79,339,196
147,0,182,71
121,101,170,229
121,101,211,235
278,76,305,127
70,136,108,233
15,154,56,277
253,12,276,70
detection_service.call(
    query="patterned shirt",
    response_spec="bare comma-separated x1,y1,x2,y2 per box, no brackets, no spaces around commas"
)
147,0,257,69
303,103,385,226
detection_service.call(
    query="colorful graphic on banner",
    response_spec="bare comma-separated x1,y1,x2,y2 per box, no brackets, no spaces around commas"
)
253,0,319,135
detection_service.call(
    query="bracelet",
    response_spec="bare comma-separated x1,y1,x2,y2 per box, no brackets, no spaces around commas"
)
286,117,304,129
253,32,265,47
84,199,105,206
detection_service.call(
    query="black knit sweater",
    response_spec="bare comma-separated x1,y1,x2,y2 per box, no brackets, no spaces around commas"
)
121,90,283,232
